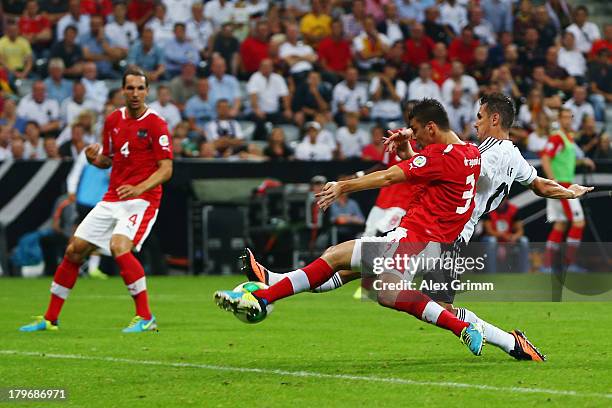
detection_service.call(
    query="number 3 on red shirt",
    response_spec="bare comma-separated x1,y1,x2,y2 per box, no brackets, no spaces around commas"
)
120,141,130,158
456,173,476,214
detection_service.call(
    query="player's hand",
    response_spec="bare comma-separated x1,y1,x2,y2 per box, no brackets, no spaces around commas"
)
116,184,144,200
583,157,596,171
85,143,101,164
315,181,340,211
384,128,413,152
568,184,594,199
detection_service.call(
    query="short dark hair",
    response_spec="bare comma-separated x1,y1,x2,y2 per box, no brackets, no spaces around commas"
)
479,92,515,130
408,98,450,131
122,67,148,88
575,5,588,14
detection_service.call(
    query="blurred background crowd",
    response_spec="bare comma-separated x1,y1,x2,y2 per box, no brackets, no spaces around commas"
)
0,0,610,163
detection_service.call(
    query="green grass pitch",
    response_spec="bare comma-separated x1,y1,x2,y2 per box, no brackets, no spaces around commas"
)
1,275,611,407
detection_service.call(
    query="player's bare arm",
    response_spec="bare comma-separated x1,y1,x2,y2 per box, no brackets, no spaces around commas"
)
116,159,173,200
85,143,112,169
529,176,594,199
316,166,406,211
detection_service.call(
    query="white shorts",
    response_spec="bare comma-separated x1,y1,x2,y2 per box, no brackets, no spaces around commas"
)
74,199,159,256
350,227,441,282
546,198,584,223
364,206,406,237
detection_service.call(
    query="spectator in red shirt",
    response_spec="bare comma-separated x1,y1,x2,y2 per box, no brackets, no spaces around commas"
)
590,24,612,62
317,19,351,83
361,126,385,162
240,19,270,77
449,25,479,67
403,22,434,69
430,42,451,86
19,0,52,55
80,0,113,17
127,0,155,29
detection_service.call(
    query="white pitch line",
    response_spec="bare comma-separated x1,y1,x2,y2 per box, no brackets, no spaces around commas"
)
1,350,610,400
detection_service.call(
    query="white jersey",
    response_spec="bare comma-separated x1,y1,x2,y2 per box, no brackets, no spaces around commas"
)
459,137,538,242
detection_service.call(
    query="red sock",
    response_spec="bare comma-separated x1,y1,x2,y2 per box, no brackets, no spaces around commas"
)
544,229,564,267
45,257,81,322
392,290,468,337
565,226,583,265
116,253,152,320
254,258,334,303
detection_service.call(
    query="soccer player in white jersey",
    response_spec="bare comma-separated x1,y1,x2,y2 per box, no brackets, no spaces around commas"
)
243,93,593,361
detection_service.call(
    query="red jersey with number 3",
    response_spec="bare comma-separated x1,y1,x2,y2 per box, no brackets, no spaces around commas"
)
396,143,481,243
102,107,173,208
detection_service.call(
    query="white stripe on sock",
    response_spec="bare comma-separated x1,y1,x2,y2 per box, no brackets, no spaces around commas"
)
267,271,284,285
459,308,515,353
127,277,147,296
421,301,444,324
50,282,70,299
287,269,310,293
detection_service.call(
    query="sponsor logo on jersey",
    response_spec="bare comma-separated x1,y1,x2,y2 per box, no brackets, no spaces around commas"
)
464,157,481,167
412,155,427,168
159,135,169,147
137,129,148,138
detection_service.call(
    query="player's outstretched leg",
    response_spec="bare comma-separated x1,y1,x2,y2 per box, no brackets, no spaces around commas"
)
20,237,95,332
455,307,545,361
376,274,485,356
215,241,355,315
111,235,156,333
241,247,357,293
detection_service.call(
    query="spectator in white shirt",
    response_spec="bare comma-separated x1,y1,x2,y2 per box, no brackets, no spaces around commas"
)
16,81,61,136
566,6,601,54
163,0,199,25
353,16,390,72
81,62,109,111
279,23,317,82
186,2,214,59
408,62,442,101
23,121,46,159
205,99,246,156
61,81,99,125
369,63,407,124
441,61,479,105
105,2,138,51
56,0,90,44
204,0,235,30
145,3,175,47
335,112,370,159
332,67,369,125
439,0,468,36
469,5,496,45
149,85,182,131
295,121,334,161
246,59,293,140
563,86,595,132
558,31,587,79
444,85,473,140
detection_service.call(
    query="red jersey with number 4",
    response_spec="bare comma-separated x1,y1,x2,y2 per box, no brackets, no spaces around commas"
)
397,143,481,243
102,107,173,208
375,141,420,209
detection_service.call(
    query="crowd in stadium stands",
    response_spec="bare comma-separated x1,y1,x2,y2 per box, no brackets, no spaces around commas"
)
0,0,610,162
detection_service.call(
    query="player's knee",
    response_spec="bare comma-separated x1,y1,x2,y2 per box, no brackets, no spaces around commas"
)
320,243,348,270
438,302,455,314
110,239,132,258
376,290,396,308
65,238,88,263
573,220,585,228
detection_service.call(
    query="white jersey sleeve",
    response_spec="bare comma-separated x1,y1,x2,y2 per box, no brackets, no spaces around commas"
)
459,138,537,242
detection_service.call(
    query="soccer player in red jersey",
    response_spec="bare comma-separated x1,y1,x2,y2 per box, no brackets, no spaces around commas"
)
20,67,173,333
216,99,487,355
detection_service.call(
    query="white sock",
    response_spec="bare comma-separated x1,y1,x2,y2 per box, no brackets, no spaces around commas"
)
312,273,344,293
456,307,515,353
88,255,101,273
266,270,285,285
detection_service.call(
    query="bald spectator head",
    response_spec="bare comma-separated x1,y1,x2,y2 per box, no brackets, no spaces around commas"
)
191,2,204,21
259,58,273,77
211,56,227,79
32,81,46,104
11,137,24,160
83,62,97,80
196,77,209,98
419,62,432,81
48,59,65,81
